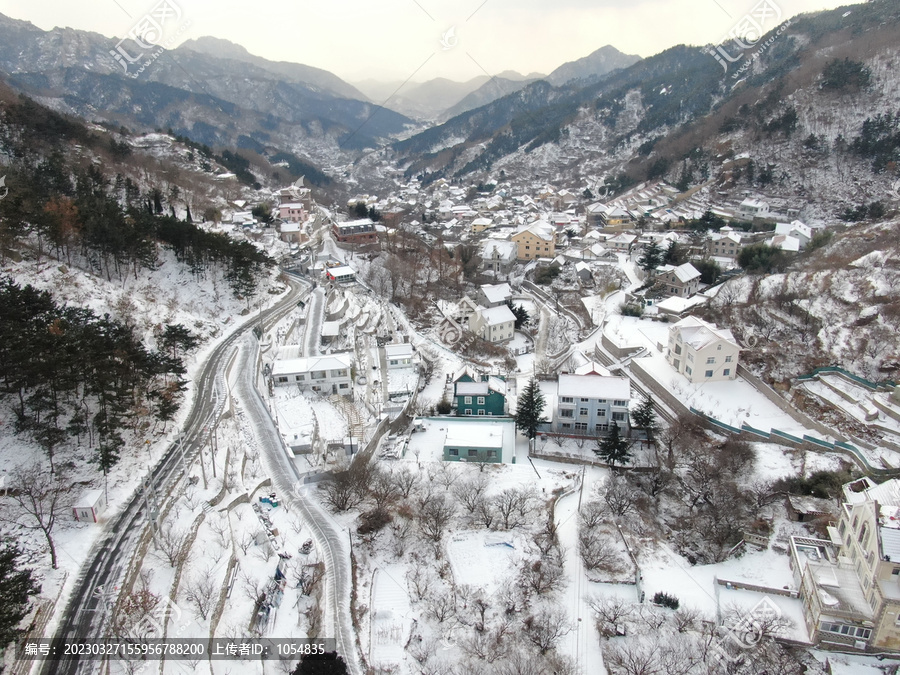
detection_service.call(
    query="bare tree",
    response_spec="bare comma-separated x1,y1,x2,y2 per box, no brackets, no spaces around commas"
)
184,569,217,620
580,500,606,530
579,528,624,573
588,595,634,638
420,494,456,543
452,474,489,514
602,474,638,518
491,647,545,675
295,562,325,596
155,524,189,567
474,494,495,529
522,606,571,655
368,468,401,509
494,487,533,530
0,463,74,569
237,531,255,555
390,516,413,558
519,549,565,596
320,469,366,512
392,465,419,499
425,586,457,623
603,640,662,675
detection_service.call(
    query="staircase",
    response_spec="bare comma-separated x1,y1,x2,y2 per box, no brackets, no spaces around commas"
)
328,395,368,443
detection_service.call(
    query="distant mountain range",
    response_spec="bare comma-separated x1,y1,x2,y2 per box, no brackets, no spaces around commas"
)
353,46,641,121
0,13,412,156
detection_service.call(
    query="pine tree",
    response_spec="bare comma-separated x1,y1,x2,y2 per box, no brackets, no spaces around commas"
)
0,542,40,647
663,240,685,265
637,241,662,273
515,378,547,440
595,422,632,467
631,393,657,442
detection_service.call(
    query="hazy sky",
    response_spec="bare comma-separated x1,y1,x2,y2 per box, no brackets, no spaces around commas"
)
0,0,848,84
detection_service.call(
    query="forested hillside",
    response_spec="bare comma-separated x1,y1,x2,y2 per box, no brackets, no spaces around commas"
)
0,89,274,478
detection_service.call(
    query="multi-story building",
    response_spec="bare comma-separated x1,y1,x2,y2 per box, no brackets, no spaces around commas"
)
452,370,507,416
477,283,513,309
666,316,739,383
332,218,377,245
481,240,517,275
468,305,516,344
655,262,701,298
511,221,555,261
554,372,631,435
272,353,353,395
791,477,900,650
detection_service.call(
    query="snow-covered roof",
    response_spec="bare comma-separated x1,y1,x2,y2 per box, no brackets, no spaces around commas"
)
768,234,801,252
608,233,637,245
75,490,104,508
670,316,737,350
657,262,700,283
477,305,516,326
456,381,489,396
444,423,505,449
272,353,353,377
385,343,413,359
656,295,708,314
480,283,512,304
481,240,517,258
574,361,612,377
326,265,355,277
558,373,630,401
280,222,301,233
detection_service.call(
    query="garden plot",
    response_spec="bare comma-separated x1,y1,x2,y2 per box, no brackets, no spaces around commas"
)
445,530,526,595
369,565,413,670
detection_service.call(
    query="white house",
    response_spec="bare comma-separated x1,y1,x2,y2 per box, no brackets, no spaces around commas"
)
554,373,631,435
272,352,353,394
481,240,517,275
385,343,414,369
469,305,516,344
477,283,513,308
655,262,701,298
738,198,770,219
774,220,812,248
73,489,106,523
666,316,739,383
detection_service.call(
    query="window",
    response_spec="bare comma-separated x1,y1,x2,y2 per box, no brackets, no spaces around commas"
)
858,524,868,544
686,366,692,375
687,353,694,362
464,396,472,404
612,412,626,422
892,567,900,576
674,345,682,355
613,400,627,407
464,409,472,416
580,408,589,417
575,422,588,431
725,355,733,363
298,374,305,381
468,449,478,457
477,410,486,416
560,396,573,404
717,344,722,351
596,423,608,432
487,450,497,458
561,423,571,430
339,383,349,389
581,398,590,402
559,409,573,418
706,357,715,364
477,397,485,405
723,369,731,377
705,370,714,378
277,376,288,383
597,409,606,418
449,448,458,456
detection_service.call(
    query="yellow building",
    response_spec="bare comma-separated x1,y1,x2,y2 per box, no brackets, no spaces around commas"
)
511,222,555,261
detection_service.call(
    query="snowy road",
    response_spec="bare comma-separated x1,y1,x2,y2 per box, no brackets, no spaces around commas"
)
302,287,326,357
556,470,606,674
233,336,362,675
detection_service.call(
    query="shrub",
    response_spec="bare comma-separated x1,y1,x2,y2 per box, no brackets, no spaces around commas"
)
357,508,392,535
652,592,680,610
620,303,643,318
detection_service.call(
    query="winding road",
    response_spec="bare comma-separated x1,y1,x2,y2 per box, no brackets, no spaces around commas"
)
43,280,303,675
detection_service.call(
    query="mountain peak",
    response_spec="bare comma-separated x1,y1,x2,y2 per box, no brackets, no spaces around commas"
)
546,45,642,86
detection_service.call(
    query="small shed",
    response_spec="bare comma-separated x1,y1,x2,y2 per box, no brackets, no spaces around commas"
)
785,494,834,523
74,489,106,523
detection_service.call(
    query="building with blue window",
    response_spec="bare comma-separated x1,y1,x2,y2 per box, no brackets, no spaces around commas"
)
553,372,631,435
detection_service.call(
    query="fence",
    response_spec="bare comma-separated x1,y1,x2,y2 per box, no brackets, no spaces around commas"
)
796,366,896,391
